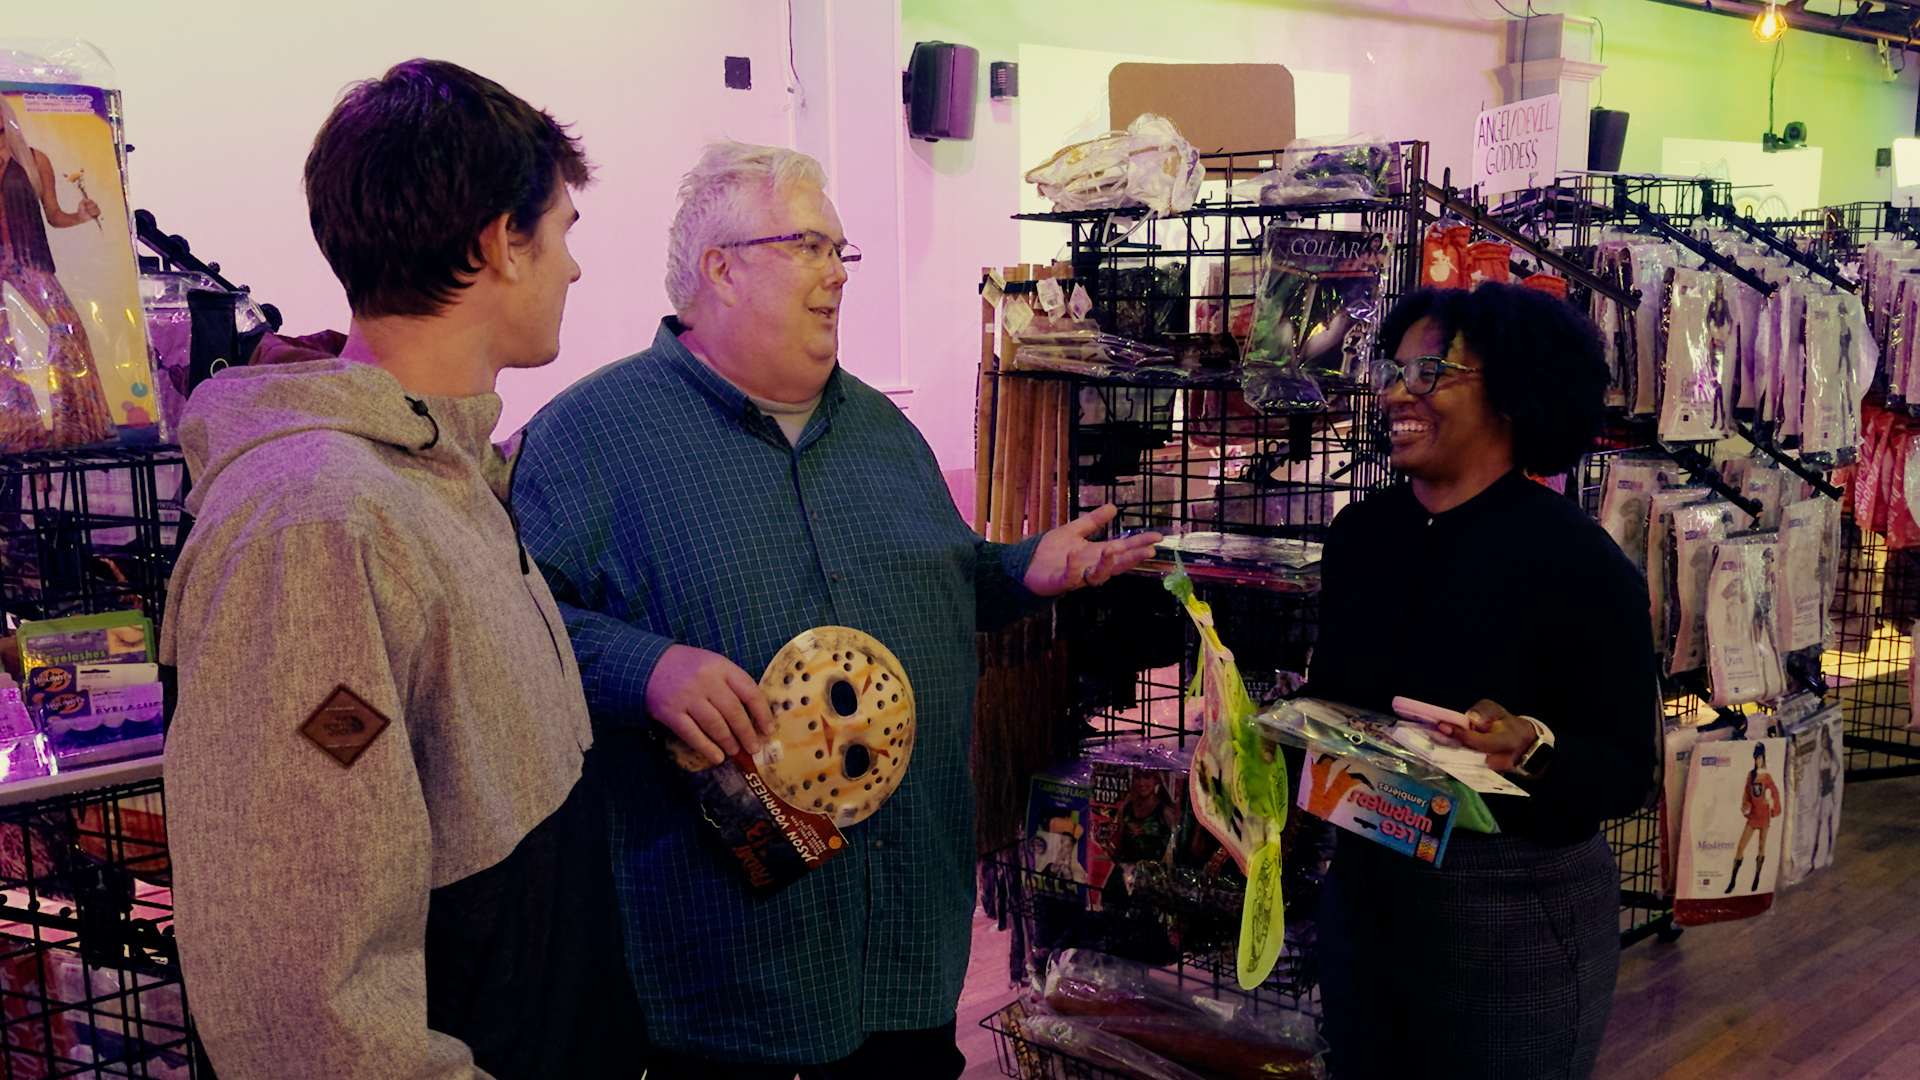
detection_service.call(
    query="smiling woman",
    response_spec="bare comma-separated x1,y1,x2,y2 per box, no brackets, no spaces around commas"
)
1305,283,1658,1080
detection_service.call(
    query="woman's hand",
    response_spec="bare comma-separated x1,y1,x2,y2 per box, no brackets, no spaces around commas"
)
78,197,99,221
1436,699,1539,774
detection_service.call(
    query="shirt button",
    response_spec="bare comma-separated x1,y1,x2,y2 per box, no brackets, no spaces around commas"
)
830,573,841,582
873,840,885,849
812,512,821,522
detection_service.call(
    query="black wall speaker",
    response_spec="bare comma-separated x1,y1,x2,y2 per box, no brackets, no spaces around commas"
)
1589,108,1629,172
906,41,978,142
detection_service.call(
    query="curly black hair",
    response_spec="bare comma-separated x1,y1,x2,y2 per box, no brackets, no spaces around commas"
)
1376,283,1609,477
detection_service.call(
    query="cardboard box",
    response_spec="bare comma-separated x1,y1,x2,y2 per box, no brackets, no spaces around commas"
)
1109,63,1295,177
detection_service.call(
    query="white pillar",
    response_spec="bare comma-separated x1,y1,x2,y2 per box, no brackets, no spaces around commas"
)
1489,14,1607,176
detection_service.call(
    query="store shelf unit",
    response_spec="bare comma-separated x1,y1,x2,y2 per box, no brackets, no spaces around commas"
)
0,771,199,1078
1825,523,1920,780
979,965,1318,1080
0,446,186,631
1487,172,1735,256
1013,143,1427,351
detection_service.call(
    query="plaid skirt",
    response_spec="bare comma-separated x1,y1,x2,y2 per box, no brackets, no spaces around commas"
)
1317,829,1620,1080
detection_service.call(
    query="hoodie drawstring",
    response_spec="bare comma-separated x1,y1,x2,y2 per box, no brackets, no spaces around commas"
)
407,398,441,450
502,434,564,669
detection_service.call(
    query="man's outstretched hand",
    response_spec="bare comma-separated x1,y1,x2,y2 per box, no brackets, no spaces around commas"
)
1023,504,1163,597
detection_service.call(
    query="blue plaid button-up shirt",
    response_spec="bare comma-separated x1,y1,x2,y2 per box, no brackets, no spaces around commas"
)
512,319,1046,1062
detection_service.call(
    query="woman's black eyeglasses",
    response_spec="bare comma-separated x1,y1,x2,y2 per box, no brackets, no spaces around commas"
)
1366,356,1478,396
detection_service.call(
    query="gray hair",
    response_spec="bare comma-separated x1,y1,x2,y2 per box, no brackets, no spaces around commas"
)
665,140,828,313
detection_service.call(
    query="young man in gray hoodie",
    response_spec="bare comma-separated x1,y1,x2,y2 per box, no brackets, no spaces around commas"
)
160,59,640,1079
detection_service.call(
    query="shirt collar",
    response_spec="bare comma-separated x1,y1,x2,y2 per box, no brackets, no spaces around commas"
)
1401,468,1533,524
653,317,847,436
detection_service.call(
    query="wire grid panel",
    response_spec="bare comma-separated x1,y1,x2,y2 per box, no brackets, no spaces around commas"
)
0,448,186,630
0,777,197,1078
1017,143,1427,346
1067,379,1393,543
1495,174,1735,253
1826,520,1920,779
985,828,1323,1011
980,968,1321,1080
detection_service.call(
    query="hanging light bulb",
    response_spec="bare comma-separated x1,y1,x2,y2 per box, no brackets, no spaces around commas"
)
1753,1,1787,42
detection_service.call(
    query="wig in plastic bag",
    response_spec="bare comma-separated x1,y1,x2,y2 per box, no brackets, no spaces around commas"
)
1025,112,1203,218
1227,134,1397,207
1240,226,1386,414
1163,561,1286,989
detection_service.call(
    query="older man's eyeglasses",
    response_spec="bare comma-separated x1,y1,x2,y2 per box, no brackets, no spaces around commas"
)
1366,355,1478,397
722,230,861,272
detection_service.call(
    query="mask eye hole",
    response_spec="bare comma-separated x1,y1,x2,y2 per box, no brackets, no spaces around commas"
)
843,743,871,779
829,679,860,718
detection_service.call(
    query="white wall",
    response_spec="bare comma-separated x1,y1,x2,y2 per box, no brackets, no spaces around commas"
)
5,1,798,437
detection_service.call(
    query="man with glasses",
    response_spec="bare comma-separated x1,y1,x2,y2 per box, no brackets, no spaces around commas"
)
511,141,1158,1079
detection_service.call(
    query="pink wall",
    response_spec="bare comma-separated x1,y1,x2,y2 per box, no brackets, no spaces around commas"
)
6,1,797,437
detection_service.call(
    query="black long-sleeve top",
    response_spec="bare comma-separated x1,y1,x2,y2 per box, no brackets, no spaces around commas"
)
1306,470,1661,846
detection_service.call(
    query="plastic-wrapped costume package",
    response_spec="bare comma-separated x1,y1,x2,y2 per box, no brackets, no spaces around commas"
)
1026,113,1204,218
1630,245,1678,416
1704,535,1786,706
1659,268,1733,443
1674,737,1788,926
1228,134,1397,207
1598,453,1678,575
1731,457,1785,531
1780,702,1842,886
1590,242,1639,408
1726,274,1768,413
1646,487,1708,662
0,41,156,450
1658,716,1728,899
1241,226,1386,413
1038,950,1328,1080
1776,498,1836,654
1164,566,1288,988
1667,500,1734,675
1763,281,1810,438
1798,291,1871,467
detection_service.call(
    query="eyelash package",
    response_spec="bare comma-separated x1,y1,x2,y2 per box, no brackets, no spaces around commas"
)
1705,534,1787,707
1241,225,1387,413
1669,500,1736,676
1659,268,1733,443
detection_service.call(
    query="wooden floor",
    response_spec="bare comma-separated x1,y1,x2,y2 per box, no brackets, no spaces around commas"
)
956,774,1920,1080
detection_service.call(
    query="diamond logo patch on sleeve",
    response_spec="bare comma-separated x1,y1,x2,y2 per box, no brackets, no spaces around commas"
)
299,686,393,768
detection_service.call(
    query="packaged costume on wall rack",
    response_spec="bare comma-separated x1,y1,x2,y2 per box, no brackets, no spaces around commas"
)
1780,700,1843,886
1240,225,1386,413
0,44,158,451
1674,737,1788,926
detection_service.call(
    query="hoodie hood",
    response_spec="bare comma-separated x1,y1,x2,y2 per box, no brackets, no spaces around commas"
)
178,358,510,514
